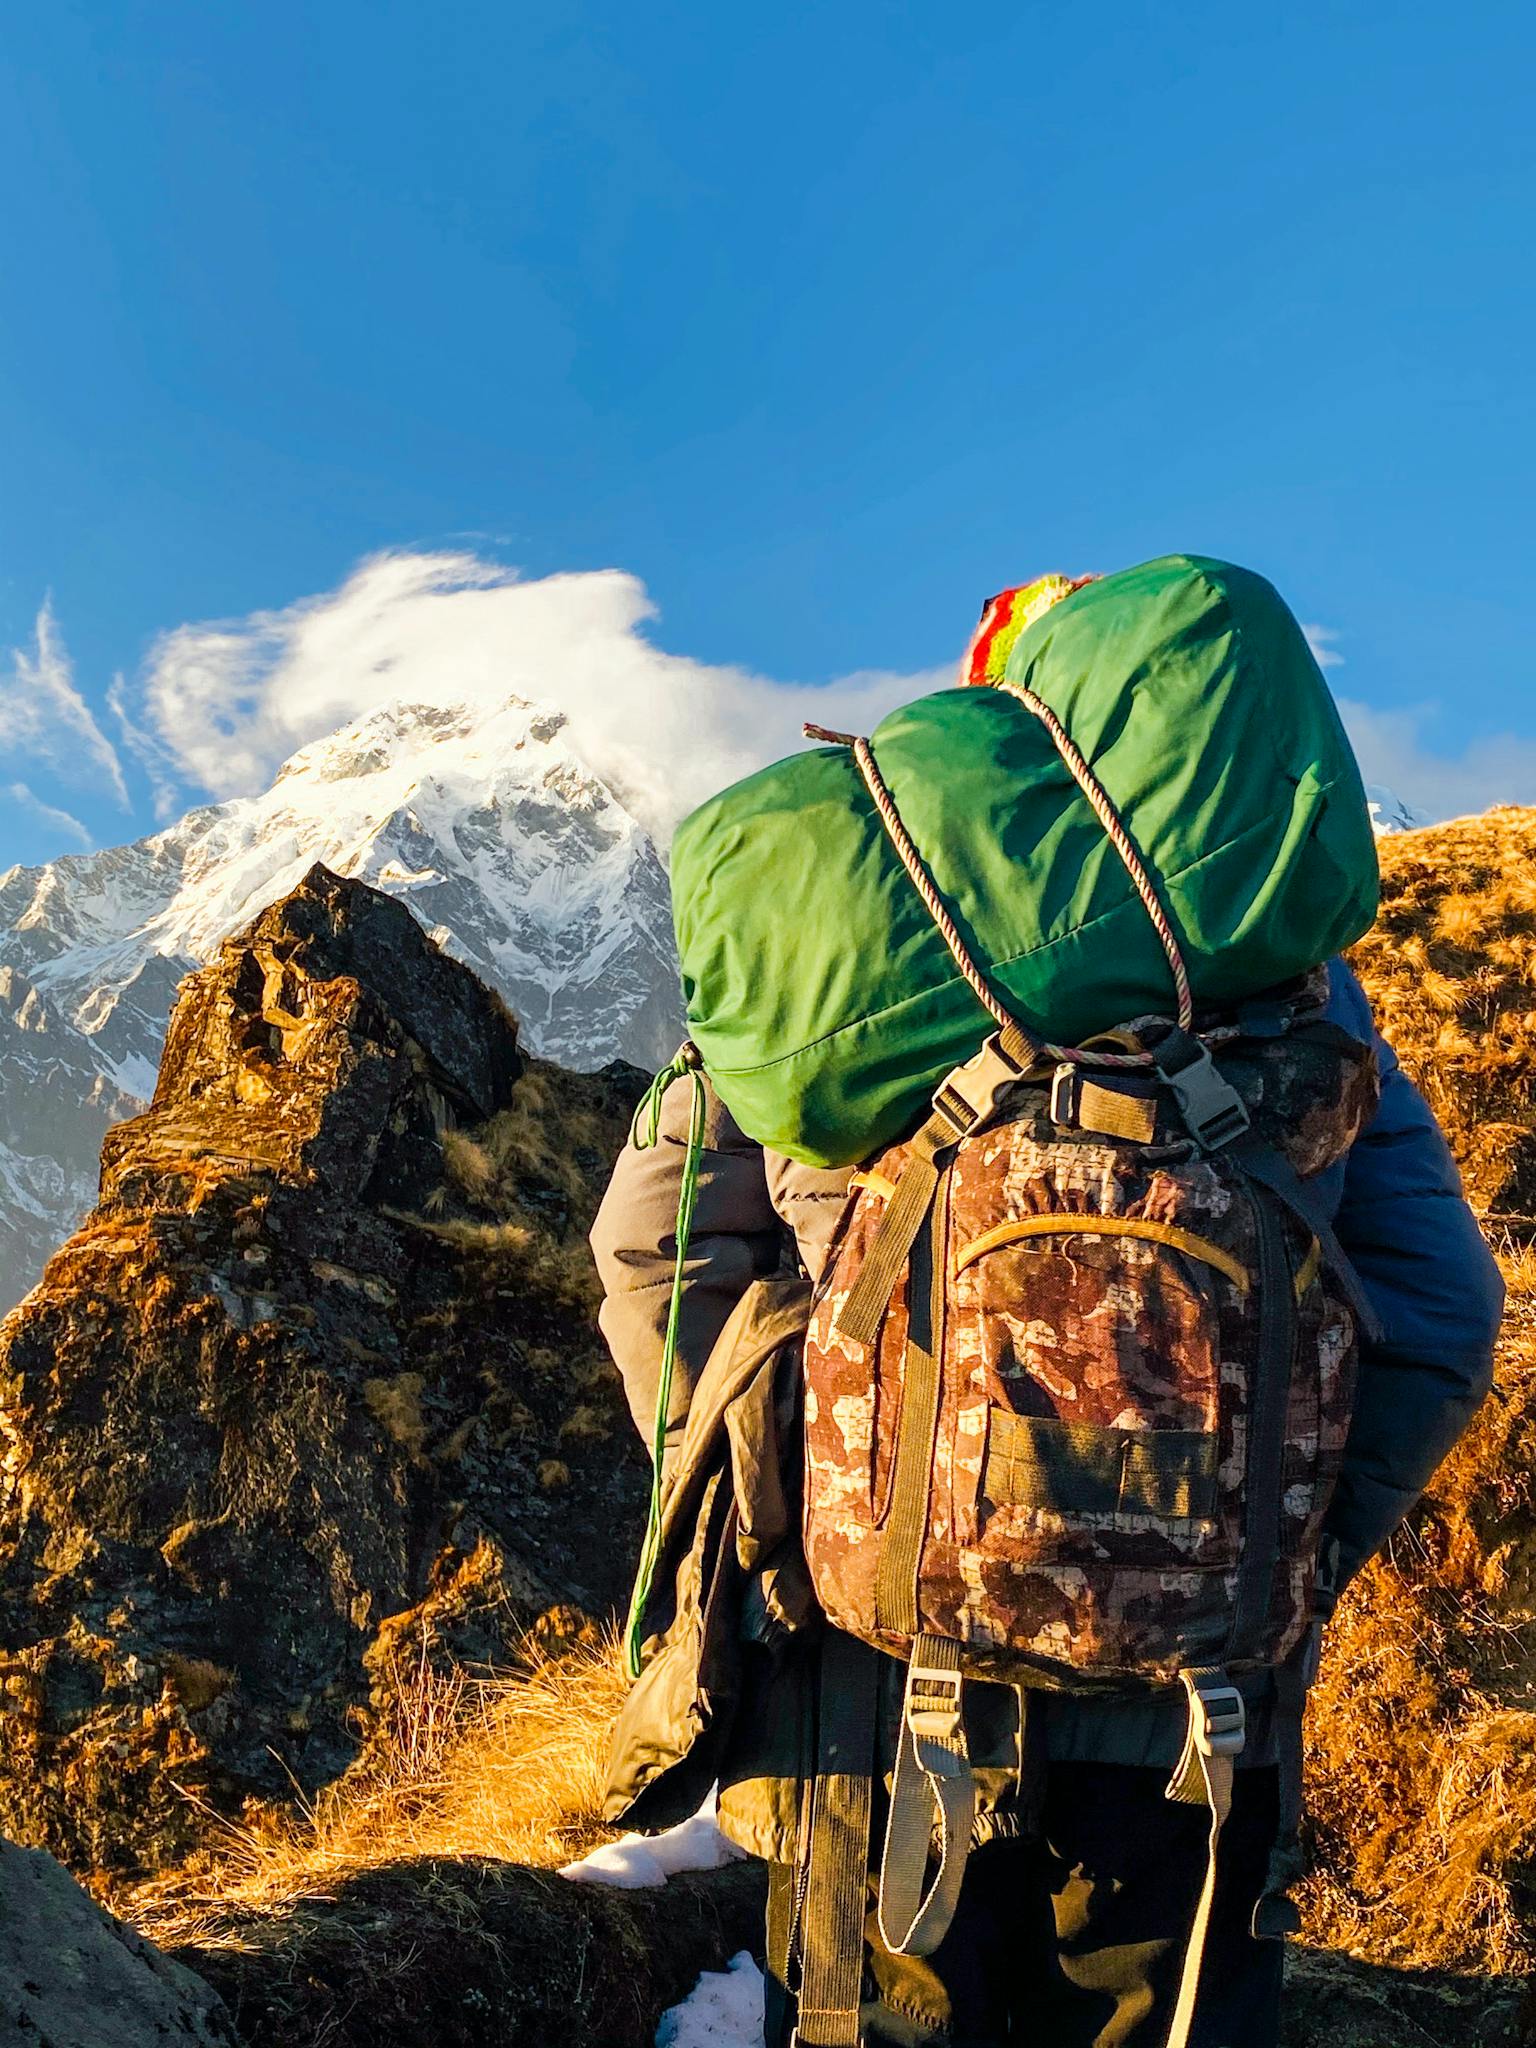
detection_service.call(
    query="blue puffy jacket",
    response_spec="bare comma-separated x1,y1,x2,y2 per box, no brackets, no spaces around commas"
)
1314,957,1503,1592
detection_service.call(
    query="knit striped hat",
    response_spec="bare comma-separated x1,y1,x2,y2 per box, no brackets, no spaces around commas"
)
960,573,1096,687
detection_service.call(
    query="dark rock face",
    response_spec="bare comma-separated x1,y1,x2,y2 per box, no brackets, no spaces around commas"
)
0,866,649,1875
0,1833,236,2046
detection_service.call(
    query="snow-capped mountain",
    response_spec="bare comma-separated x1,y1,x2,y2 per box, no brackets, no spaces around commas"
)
1366,783,1430,835
0,695,683,1311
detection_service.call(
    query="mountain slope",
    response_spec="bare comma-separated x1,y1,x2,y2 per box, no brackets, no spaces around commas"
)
0,695,682,1310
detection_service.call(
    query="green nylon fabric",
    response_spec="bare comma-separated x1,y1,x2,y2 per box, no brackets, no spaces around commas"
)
671,554,1379,1167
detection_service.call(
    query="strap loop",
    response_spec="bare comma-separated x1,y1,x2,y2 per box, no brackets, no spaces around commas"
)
876,1637,977,1959
834,1030,1030,1351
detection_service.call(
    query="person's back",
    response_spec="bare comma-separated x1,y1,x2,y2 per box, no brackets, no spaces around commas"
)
591,569,1503,2048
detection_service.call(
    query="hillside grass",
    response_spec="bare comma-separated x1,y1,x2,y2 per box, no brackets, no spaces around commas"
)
122,1631,629,1956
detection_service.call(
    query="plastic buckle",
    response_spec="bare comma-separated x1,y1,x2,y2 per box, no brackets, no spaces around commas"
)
1192,1681,1247,1758
1155,1037,1250,1151
1049,1062,1079,1127
930,1029,1031,1142
906,1665,964,1745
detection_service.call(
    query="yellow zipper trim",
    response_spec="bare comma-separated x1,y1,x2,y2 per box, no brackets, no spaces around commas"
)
1294,1236,1322,1302
849,1168,899,1202
953,1214,1252,1295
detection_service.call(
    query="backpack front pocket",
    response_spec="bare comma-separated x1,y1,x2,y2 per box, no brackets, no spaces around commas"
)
944,1208,1251,1571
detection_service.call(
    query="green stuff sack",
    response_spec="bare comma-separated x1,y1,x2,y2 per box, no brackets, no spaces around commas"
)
671,554,1379,1167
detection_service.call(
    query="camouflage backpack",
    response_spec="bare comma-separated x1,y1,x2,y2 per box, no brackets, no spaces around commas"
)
782,697,1381,2048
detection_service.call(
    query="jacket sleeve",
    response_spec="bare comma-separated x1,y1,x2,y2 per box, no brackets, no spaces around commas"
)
590,1075,784,1460
1321,960,1504,1594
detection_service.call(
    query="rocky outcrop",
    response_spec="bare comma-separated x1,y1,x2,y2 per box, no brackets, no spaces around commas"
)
0,1833,234,2047
0,866,649,1875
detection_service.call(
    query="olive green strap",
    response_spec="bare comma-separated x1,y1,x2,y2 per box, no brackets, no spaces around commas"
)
835,1026,1031,1352
873,1180,949,1640
793,1631,882,2048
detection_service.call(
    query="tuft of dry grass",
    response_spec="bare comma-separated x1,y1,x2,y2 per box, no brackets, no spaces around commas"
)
441,1062,627,1236
122,1631,629,1956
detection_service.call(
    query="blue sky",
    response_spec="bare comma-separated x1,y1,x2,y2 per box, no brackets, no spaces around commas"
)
2,1,1533,866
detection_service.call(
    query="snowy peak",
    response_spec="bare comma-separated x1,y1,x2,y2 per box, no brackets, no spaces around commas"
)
0,690,684,1310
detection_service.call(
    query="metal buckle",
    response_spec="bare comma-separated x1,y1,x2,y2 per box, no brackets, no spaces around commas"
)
930,1029,1031,1142
1191,1681,1247,1757
1155,1037,1250,1151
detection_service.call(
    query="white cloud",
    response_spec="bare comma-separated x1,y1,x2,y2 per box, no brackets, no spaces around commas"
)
3,781,93,850
116,556,1533,843
1303,621,1532,822
0,602,128,806
1336,697,1536,827
135,550,943,842
1303,623,1344,670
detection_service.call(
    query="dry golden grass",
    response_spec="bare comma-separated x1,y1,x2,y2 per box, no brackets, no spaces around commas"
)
441,1062,624,1233
1283,809,1536,1979
1350,807,1536,1216
124,1632,629,1955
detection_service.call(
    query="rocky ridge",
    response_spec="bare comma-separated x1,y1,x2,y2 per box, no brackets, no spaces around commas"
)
0,865,649,1874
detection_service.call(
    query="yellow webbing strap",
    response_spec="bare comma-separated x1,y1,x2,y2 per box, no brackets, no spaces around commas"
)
1294,1236,1322,1302
1075,1077,1158,1143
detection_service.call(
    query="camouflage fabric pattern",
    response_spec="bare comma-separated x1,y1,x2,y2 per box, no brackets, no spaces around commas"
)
803,1030,1377,1685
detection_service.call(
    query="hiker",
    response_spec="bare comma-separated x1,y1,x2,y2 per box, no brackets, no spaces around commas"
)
593,561,1503,2048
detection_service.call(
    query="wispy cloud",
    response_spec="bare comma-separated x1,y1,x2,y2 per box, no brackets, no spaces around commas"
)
1303,621,1536,820
1302,623,1344,671
0,602,128,806
106,672,185,822
1336,698,1536,825
3,780,93,849
137,550,943,842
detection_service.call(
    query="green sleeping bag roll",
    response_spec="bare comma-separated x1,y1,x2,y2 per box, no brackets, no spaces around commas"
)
670,553,1379,1167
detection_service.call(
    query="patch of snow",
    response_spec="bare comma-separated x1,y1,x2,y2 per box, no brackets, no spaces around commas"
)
559,1789,746,1890
655,1952,764,2048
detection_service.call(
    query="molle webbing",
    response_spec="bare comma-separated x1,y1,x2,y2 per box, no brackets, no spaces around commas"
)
792,1632,881,2048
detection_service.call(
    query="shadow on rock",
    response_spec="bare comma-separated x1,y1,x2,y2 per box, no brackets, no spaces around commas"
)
1283,1944,1532,2047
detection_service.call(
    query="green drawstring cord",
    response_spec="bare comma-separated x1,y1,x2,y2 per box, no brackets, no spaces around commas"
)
622,1043,707,1679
